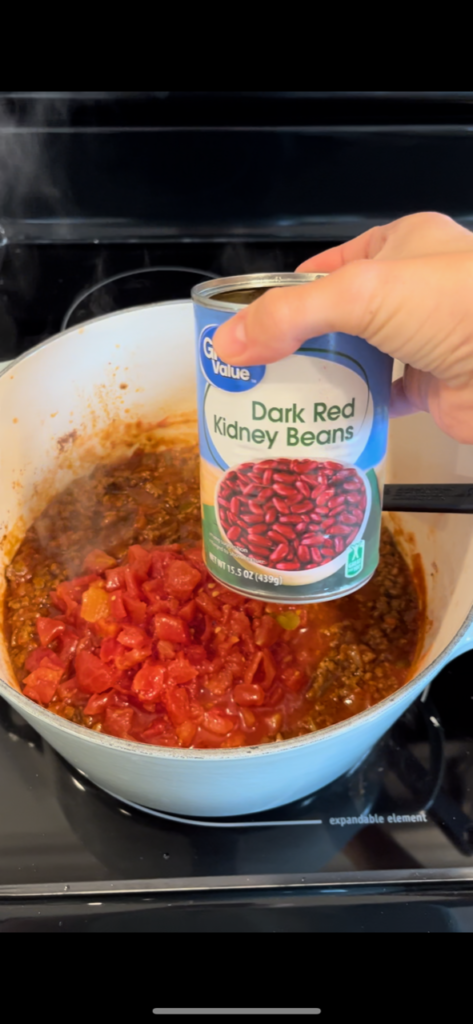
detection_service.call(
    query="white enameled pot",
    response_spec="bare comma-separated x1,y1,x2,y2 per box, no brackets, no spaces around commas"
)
0,301,472,817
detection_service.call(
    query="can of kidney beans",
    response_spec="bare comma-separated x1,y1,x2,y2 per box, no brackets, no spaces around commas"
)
191,273,393,603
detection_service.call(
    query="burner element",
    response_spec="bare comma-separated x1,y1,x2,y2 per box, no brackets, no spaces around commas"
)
62,265,218,329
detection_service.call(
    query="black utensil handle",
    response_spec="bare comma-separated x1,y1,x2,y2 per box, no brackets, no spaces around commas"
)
383,484,473,513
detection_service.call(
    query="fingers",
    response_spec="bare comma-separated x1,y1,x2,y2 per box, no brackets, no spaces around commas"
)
297,213,473,276
297,226,386,273
390,367,473,444
212,251,473,385
212,260,381,366
389,370,430,418
389,376,419,418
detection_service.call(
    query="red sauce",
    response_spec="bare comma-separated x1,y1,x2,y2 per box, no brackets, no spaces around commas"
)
4,447,423,749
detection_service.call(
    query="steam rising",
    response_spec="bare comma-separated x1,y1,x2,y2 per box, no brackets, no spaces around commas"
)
0,95,68,227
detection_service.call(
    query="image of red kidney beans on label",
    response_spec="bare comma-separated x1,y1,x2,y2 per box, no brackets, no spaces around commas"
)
217,459,367,570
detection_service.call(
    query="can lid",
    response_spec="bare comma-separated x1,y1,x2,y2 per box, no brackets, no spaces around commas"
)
191,272,327,311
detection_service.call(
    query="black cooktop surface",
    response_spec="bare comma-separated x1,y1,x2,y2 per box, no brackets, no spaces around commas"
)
1,654,472,898
1,236,473,933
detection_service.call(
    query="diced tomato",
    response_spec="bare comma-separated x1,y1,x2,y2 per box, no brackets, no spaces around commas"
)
201,710,236,736
23,657,65,705
139,718,169,743
108,591,127,620
54,575,99,617
145,599,169,617
114,645,152,671
56,628,80,665
163,685,191,727
195,591,222,620
100,637,123,663
127,544,153,578
25,647,65,673
164,559,201,600
124,566,143,601
200,615,213,644
56,678,80,702
185,645,208,667
36,616,66,646
185,545,207,574
239,706,256,728
245,598,266,617
141,579,167,602
117,625,150,648
263,711,283,736
265,683,284,707
175,719,197,747
103,706,134,739
83,549,117,573
144,594,178,617
81,584,111,623
280,665,305,692
122,594,147,625
253,614,283,648
24,677,60,706
157,640,175,660
233,682,265,707
225,649,245,676
25,655,65,681
153,614,190,644
131,660,166,702
243,651,263,687
75,650,117,694
104,566,127,591
229,609,251,636
52,587,79,618
167,657,197,685
221,730,247,748
109,689,132,707
128,706,160,733
218,589,246,608
84,691,112,716
206,667,232,695
261,649,276,689
94,618,121,638
26,541,317,751
178,599,196,622
149,545,181,579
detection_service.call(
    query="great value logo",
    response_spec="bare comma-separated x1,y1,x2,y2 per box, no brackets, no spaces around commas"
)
199,325,265,393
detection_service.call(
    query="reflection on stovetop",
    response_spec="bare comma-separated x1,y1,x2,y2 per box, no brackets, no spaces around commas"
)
0,653,472,893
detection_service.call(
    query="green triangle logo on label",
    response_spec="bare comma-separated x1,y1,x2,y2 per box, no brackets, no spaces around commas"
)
345,540,365,578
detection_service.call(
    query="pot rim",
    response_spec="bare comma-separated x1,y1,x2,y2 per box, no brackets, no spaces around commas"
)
1,299,471,762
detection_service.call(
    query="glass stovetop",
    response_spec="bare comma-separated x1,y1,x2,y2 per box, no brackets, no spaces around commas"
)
1,238,473,936
1,653,472,898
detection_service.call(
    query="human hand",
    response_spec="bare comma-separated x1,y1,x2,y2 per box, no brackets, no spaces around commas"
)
213,212,473,443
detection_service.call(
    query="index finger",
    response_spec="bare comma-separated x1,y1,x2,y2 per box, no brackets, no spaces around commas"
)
297,225,385,273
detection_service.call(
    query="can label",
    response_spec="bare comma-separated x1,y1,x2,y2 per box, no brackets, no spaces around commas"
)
194,305,393,602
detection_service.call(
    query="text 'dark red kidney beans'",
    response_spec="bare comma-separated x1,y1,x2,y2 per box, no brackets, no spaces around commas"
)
218,459,366,570
193,271,393,601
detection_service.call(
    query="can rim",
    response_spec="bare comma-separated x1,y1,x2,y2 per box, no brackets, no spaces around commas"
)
191,271,327,311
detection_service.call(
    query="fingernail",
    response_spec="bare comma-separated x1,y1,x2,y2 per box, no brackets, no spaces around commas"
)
234,319,247,346
220,317,248,361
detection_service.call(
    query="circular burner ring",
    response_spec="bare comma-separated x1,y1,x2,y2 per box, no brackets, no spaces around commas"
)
61,264,219,331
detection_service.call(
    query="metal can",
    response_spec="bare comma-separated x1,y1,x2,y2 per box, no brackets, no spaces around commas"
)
191,273,393,603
